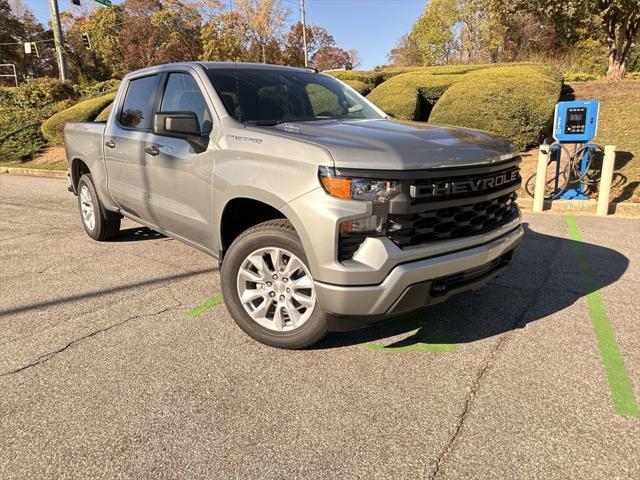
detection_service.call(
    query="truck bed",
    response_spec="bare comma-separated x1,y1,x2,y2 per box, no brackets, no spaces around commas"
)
63,122,106,170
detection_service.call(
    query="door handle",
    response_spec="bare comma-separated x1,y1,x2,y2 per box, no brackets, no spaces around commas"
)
144,146,160,156
105,140,115,148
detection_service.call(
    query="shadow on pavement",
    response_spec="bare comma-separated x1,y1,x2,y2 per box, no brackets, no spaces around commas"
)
112,227,166,242
314,222,628,350
0,268,217,317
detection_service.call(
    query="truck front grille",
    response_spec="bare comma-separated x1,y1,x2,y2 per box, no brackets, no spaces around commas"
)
387,192,518,249
336,158,521,261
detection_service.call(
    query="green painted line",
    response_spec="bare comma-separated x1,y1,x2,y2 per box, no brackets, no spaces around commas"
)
185,294,224,318
567,215,639,418
363,306,460,353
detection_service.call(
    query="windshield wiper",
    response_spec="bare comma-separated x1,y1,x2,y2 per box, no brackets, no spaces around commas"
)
243,119,287,126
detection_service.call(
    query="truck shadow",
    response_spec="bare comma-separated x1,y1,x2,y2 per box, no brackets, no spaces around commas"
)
314,222,629,350
111,226,166,242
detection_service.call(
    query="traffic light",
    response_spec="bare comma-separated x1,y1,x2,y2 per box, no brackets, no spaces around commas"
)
24,42,39,57
81,32,92,50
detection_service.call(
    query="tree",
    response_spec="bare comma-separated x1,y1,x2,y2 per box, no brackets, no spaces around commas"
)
151,0,202,64
501,0,640,78
200,10,249,62
411,0,459,65
283,22,335,67
235,0,287,64
312,46,350,71
89,4,126,78
388,33,422,67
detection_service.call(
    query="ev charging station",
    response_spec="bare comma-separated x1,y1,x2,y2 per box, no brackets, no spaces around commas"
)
551,100,600,199
528,99,602,201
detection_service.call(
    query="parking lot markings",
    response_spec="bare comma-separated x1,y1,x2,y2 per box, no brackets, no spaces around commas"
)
185,294,224,318
567,215,639,418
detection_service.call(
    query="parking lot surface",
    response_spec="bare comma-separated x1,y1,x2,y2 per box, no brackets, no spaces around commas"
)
1,174,639,479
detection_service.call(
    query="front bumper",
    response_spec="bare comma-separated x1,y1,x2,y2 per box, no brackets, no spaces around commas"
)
315,225,523,329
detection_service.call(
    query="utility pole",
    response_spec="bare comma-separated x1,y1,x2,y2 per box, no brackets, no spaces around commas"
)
300,0,308,67
48,0,68,81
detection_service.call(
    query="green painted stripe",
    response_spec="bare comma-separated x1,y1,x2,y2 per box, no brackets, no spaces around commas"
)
185,294,224,318
567,215,639,418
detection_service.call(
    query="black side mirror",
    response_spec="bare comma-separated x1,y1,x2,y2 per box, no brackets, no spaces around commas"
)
154,111,200,137
153,111,209,152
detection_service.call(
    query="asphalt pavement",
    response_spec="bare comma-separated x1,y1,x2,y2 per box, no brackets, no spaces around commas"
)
1,174,639,479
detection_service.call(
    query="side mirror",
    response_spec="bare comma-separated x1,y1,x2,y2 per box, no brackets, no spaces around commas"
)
153,111,209,152
386,112,395,118
154,111,201,138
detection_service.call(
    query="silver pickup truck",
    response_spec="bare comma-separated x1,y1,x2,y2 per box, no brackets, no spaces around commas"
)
64,62,523,349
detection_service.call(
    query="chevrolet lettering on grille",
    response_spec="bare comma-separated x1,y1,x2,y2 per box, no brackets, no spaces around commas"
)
409,170,520,199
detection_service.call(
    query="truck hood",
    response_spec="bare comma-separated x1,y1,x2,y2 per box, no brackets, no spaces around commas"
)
273,118,517,170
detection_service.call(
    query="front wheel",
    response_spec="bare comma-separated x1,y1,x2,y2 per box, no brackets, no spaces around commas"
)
221,219,328,349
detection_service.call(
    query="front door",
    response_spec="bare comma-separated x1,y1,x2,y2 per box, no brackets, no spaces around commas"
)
142,70,216,249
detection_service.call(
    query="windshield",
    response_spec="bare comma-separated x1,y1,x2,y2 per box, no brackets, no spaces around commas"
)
205,67,383,125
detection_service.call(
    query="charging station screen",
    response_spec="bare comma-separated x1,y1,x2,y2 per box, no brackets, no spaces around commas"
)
564,107,587,134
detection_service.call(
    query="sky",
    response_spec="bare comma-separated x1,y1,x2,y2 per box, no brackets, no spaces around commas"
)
24,0,425,70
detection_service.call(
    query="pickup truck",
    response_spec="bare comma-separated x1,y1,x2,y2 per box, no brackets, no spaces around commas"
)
64,62,523,349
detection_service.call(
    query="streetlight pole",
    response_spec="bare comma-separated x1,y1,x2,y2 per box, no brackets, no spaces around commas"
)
48,0,68,81
300,0,308,67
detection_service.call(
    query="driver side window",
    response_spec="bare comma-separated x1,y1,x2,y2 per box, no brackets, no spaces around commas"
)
160,73,213,134
305,83,344,117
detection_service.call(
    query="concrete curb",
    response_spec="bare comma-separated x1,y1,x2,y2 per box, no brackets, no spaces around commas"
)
2,167,68,179
518,197,640,218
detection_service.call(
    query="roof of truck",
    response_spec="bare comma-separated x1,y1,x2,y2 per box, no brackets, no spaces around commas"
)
123,62,317,79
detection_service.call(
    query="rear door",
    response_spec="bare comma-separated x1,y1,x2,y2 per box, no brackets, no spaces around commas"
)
104,74,160,220
142,69,216,248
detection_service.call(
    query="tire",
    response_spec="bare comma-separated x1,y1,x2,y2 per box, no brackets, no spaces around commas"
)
221,219,328,349
77,174,121,241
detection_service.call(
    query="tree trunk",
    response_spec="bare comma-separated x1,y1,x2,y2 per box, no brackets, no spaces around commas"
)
607,54,628,80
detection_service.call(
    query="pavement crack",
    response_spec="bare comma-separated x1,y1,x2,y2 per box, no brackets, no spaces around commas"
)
0,304,179,378
426,238,566,479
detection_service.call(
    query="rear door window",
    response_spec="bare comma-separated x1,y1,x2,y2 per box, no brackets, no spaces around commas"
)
119,75,159,129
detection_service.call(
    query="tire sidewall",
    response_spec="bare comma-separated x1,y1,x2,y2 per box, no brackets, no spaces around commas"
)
77,174,101,240
221,223,326,349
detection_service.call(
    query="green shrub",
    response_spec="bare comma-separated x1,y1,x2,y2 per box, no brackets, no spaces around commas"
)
429,65,562,149
367,73,460,120
94,102,113,122
327,70,388,89
41,92,116,145
564,72,600,82
0,123,47,162
342,79,370,95
76,79,121,100
627,71,640,80
0,77,76,110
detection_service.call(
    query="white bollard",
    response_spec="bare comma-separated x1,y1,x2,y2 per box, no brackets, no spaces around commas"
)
533,145,550,213
597,145,616,216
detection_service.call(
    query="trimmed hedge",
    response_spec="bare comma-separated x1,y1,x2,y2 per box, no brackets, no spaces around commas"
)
342,79,370,96
429,65,562,149
367,73,460,120
94,102,113,122
41,92,116,145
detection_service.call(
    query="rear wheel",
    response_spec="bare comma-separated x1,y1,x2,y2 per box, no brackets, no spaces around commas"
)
221,219,327,349
77,174,120,241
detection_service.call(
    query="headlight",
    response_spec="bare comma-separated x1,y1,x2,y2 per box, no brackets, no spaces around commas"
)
319,167,401,260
